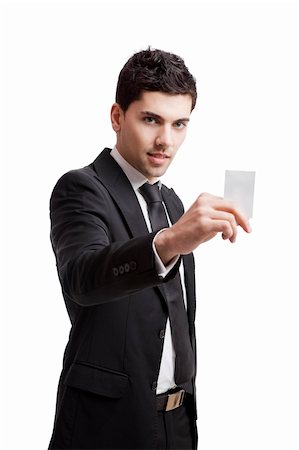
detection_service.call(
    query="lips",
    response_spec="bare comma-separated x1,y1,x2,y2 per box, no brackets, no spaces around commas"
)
147,152,170,166
147,152,170,159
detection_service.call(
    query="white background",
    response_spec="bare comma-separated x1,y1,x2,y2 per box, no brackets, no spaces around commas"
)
1,0,298,449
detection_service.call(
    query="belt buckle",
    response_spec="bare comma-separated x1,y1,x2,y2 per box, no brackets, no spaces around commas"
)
166,389,185,411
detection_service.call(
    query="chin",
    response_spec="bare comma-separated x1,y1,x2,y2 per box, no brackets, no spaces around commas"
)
143,163,170,180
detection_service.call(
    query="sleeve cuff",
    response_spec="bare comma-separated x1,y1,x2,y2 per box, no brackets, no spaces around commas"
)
152,229,180,277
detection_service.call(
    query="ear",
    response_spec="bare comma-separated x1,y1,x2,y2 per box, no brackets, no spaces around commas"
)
110,103,124,133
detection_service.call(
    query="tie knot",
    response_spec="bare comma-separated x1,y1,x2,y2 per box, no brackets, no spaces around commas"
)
139,182,163,204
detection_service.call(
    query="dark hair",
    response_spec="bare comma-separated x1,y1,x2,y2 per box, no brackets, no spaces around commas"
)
115,47,197,112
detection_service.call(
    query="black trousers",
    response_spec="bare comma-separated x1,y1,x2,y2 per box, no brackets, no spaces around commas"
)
156,392,197,450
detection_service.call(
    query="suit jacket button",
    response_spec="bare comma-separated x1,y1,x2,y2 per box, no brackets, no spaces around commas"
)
129,261,137,271
159,329,165,339
113,267,119,276
151,381,157,391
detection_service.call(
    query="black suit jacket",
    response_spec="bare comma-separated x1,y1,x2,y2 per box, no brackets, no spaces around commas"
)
48,148,197,449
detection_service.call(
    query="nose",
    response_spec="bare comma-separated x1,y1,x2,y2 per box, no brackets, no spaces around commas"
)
155,125,173,149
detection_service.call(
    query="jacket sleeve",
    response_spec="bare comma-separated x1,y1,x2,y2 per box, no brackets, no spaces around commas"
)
50,169,179,307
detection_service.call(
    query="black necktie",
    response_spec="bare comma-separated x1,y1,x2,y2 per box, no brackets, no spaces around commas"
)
139,182,194,388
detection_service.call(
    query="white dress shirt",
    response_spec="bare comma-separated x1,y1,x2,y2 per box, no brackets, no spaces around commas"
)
110,146,187,394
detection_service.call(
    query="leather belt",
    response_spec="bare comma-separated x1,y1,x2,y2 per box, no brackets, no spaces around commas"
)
156,389,185,412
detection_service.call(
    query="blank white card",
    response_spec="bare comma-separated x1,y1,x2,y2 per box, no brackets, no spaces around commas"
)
224,170,255,218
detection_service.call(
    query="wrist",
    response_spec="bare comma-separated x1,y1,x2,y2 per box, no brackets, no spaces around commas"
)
154,227,178,266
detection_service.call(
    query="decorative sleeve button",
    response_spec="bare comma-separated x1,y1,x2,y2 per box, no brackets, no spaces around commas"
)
129,261,137,271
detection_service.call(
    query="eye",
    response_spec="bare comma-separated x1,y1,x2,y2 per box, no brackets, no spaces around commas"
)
174,121,186,129
143,116,158,124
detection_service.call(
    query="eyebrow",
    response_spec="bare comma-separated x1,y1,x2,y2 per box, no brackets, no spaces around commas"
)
140,110,190,123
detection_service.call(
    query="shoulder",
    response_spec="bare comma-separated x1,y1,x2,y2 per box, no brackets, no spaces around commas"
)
50,163,104,198
49,163,113,217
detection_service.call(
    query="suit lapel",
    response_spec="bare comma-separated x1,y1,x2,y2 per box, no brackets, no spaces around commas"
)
161,185,183,225
92,148,149,238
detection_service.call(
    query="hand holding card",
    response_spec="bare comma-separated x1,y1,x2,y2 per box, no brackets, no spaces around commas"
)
224,170,256,219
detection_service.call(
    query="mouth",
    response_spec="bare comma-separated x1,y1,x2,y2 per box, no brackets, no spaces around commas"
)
147,152,170,165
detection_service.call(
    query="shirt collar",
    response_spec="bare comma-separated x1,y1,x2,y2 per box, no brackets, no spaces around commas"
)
110,146,161,191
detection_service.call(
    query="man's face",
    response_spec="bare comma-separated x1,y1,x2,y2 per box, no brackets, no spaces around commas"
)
111,91,193,182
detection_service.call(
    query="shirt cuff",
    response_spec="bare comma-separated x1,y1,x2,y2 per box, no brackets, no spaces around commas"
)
153,229,179,277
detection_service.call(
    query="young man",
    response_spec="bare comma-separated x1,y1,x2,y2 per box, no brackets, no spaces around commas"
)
48,48,251,450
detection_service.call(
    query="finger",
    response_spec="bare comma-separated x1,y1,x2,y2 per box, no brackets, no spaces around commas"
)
235,212,251,233
222,231,238,243
211,219,235,241
213,200,251,233
210,210,238,242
